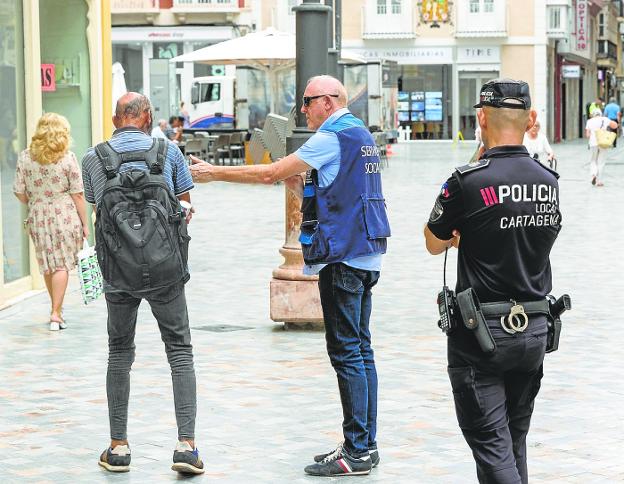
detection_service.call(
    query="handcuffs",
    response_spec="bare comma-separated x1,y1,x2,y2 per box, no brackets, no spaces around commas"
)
500,301,529,334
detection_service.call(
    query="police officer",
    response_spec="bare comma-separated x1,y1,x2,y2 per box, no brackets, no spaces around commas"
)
424,79,562,483
189,75,390,477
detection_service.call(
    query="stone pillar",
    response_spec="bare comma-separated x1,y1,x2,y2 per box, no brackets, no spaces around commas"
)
269,0,331,326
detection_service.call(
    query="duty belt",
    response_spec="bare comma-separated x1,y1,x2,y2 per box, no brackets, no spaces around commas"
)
481,299,550,335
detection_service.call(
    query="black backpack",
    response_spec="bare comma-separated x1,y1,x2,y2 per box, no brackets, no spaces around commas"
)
94,139,190,293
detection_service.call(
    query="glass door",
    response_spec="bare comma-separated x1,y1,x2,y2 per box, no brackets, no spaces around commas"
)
459,71,499,140
1,0,30,284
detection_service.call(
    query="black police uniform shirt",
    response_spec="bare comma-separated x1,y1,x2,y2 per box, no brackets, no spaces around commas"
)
427,145,561,303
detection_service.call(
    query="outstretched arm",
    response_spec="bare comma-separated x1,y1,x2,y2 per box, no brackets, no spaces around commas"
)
189,153,310,186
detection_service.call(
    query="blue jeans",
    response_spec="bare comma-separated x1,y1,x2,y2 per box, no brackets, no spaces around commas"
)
318,263,380,456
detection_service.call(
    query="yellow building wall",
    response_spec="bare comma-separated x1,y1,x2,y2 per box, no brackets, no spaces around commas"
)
342,0,365,41
508,0,534,37
262,0,277,31
501,45,535,93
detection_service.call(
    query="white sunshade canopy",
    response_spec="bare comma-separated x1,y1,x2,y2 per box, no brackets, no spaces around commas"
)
171,27,366,114
172,27,366,69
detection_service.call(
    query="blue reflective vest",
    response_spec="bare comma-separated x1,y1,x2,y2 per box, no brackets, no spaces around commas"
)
299,113,391,265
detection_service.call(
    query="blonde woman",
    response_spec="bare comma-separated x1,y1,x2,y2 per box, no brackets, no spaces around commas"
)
13,113,89,331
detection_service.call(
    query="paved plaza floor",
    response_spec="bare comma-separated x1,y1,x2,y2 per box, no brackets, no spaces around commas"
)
1,139,623,483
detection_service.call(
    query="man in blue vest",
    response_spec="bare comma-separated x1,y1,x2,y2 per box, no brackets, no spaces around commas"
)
189,75,391,477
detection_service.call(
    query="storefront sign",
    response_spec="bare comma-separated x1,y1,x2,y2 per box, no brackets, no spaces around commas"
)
41,64,55,92
457,46,500,64
562,65,581,79
350,47,453,65
112,26,233,43
575,0,589,54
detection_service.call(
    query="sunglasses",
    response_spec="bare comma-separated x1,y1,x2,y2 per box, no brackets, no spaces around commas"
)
303,94,339,107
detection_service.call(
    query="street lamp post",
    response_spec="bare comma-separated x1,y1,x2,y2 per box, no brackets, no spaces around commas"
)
269,0,331,327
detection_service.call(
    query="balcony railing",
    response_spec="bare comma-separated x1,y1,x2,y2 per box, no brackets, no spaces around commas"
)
172,0,241,11
111,0,158,14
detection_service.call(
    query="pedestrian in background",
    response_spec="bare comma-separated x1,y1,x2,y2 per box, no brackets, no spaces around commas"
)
167,116,183,143
151,118,169,139
425,79,563,483
13,113,89,331
189,75,391,477
585,109,618,186
179,102,190,128
603,97,621,147
523,120,555,166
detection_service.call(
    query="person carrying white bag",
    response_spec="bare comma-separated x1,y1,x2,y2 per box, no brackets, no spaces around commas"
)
77,238,103,305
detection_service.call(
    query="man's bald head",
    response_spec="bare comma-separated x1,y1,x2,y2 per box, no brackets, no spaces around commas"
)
301,75,348,130
306,75,348,108
113,92,153,133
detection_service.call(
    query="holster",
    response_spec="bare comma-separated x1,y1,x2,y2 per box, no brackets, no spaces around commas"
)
456,288,496,354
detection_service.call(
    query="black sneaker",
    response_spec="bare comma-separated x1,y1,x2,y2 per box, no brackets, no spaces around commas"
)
171,440,205,475
305,445,372,476
98,444,131,472
314,441,380,468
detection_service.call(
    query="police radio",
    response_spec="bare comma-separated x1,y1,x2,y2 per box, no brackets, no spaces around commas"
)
437,249,458,334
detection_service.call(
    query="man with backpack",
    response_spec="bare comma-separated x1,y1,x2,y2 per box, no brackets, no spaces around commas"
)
81,92,203,475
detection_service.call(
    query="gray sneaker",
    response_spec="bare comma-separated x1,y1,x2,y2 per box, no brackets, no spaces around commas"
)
314,441,380,468
98,444,131,472
171,440,205,475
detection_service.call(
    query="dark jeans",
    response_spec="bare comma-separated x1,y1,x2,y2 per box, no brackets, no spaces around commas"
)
318,263,380,456
105,283,197,441
447,316,547,484
607,124,618,147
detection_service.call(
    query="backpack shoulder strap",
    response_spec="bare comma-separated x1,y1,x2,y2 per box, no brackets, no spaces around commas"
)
144,138,167,175
94,142,122,180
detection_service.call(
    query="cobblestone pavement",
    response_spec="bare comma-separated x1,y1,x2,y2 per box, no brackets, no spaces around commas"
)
1,139,623,483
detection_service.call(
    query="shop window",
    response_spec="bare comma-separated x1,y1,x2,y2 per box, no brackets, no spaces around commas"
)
0,0,29,283
397,64,452,140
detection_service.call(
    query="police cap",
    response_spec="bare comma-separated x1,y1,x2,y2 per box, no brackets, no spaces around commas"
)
474,78,531,110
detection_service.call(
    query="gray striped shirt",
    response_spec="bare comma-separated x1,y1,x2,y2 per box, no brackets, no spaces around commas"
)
81,127,194,205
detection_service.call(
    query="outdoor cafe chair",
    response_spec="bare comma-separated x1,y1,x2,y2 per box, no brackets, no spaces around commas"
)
184,139,203,159
207,134,232,165
229,132,245,165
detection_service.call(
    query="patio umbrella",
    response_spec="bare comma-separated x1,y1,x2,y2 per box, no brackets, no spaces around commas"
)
111,62,128,112
171,27,365,114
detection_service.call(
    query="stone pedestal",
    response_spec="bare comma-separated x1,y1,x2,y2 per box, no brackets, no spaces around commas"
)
270,0,331,326
270,177,323,324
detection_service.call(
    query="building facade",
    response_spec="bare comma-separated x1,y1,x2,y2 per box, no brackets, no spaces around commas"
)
0,0,109,308
111,0,253,121
267,0,620,142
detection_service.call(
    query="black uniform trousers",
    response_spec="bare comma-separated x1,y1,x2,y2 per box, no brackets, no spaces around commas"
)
447,316,547,484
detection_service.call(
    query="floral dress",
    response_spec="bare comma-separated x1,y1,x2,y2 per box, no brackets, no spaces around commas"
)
13,149,84,274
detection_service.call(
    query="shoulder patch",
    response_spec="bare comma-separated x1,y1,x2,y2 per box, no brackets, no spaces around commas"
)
531,156,560,179
455,158,490,175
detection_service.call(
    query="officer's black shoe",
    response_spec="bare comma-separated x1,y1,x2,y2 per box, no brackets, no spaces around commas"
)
305,445,372,476
314,441,380,468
